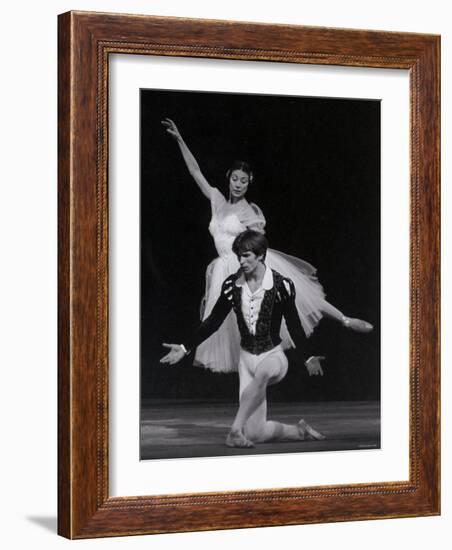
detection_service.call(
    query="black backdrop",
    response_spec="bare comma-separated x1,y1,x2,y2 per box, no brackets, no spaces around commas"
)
140,89,380,403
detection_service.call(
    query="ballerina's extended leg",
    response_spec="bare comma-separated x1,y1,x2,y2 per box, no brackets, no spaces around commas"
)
320,300,373,333
341,315,373,332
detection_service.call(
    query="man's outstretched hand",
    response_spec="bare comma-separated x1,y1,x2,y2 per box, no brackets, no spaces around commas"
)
305,356,325,376
160,343,186,365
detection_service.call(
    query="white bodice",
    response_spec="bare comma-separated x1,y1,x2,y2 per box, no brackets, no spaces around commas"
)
208,188,266,258
209,213,245,258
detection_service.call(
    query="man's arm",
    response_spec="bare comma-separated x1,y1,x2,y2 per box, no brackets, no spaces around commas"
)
279,278,325,376
183,278,234,353
160,277,234,365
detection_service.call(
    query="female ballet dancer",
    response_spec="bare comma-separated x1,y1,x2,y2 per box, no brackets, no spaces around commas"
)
161,118,373,374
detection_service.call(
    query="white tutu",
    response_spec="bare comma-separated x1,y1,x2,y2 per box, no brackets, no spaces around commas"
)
194,253,242,373
193,188,325,373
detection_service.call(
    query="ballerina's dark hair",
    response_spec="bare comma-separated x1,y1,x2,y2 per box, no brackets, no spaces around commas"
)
232,230,268,261
225,160,254,184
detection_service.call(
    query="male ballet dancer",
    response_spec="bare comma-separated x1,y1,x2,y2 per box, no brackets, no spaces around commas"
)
161,230,326,448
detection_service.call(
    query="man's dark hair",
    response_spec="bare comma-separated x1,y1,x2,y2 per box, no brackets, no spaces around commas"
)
232,230,268,260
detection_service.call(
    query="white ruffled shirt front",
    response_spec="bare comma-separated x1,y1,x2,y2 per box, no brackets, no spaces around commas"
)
235,266,274,335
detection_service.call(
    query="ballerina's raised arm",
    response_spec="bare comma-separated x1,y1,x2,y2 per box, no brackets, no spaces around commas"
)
161,118,214,200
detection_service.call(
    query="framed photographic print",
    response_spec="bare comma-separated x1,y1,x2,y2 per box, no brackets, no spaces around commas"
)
58,11,440,538
139,87,381,462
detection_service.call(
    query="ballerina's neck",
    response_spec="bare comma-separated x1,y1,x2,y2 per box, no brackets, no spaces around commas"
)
228,196,247,206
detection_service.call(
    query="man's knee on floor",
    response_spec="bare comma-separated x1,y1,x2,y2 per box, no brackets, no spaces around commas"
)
245,420,284,443
244,423,265,442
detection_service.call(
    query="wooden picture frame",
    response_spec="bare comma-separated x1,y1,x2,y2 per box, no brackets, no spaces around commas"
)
58,11,440,538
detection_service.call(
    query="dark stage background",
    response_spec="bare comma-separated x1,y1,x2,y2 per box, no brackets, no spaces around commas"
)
140,89,380,403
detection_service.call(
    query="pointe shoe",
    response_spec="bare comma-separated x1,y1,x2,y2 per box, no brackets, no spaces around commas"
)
341,316,373,333
298,419,326,441
226,429,255,448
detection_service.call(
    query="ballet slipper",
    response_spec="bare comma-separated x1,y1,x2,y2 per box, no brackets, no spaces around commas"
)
298,419,326,441
341,316,373,333
226,429,255,448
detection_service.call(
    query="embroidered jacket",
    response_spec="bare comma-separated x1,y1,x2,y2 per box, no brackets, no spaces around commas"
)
184,268,311,356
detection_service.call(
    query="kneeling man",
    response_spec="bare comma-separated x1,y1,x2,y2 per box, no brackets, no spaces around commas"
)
161,230,326,448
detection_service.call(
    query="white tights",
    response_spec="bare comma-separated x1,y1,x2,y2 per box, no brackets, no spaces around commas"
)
236,346,302,442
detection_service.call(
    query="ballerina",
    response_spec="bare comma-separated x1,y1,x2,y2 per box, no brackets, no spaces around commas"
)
161,118,373,374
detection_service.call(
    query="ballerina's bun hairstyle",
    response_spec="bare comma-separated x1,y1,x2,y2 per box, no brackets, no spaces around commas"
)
232,230,268,261
226,160,254,183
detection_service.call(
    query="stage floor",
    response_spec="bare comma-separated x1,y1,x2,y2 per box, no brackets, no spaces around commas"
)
140,400,380,460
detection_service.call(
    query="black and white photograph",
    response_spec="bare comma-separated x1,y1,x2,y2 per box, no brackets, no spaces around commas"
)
140,89,381,460
3,0,446,546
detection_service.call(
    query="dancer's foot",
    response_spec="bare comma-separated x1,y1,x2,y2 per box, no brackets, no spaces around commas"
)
298,419,326,441
341,316,373,333
226,429,255,448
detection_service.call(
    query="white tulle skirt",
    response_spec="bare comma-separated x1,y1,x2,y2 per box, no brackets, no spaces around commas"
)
193,249,326,373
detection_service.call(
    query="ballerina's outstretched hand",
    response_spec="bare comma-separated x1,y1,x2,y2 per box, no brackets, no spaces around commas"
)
161,118,214,200
161,118,182,141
